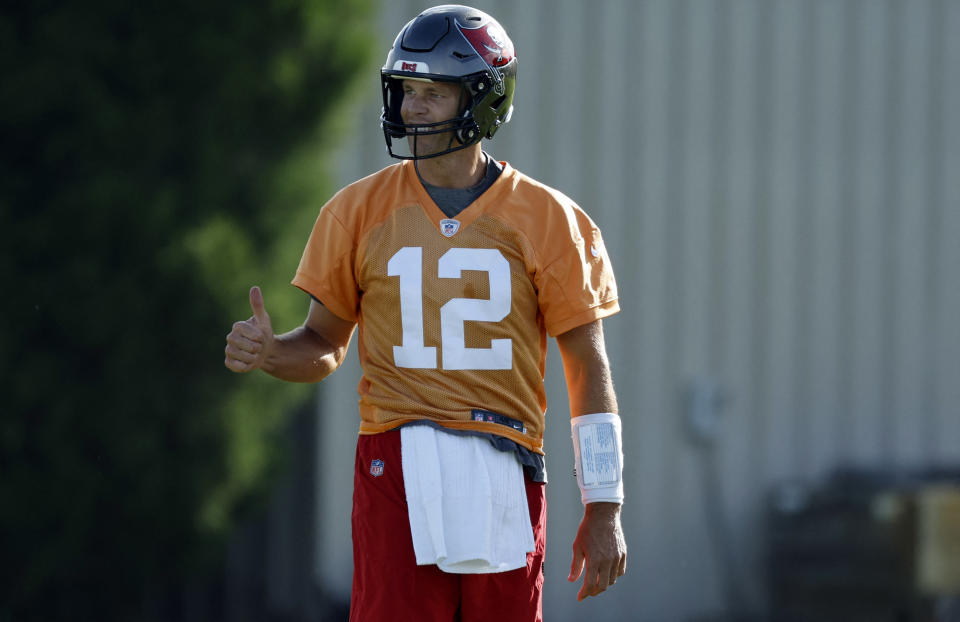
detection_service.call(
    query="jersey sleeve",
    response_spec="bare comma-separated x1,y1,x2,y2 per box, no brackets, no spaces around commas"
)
537,204,620,336
292,196,360,323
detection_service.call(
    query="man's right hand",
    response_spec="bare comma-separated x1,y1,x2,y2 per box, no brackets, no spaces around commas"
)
224,286,275,373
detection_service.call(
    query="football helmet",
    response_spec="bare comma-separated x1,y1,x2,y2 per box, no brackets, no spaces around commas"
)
380,5,517,160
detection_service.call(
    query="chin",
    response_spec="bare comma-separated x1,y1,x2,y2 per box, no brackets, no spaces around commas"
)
407,140,441,158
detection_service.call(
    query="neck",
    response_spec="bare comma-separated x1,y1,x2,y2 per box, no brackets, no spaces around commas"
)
415,144,486,189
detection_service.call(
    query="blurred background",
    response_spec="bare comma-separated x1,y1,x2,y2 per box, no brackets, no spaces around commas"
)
3,1,958,621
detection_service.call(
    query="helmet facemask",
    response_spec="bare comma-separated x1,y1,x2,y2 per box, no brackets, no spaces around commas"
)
381,71,511,160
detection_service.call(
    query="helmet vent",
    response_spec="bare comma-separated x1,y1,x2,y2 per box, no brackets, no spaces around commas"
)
401,14,451,52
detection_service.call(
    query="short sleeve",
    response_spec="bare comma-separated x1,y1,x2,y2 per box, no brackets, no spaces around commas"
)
538,206,620,336
291,200,360,323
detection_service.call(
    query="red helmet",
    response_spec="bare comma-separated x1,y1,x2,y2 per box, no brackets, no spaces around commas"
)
380,5,518,160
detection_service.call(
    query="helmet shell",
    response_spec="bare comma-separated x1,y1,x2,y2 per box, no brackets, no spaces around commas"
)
381,5,518,159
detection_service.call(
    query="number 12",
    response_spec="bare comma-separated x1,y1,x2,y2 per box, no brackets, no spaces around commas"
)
387,246,512,370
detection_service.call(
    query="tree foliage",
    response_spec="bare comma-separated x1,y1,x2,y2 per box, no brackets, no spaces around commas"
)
0,1,373,619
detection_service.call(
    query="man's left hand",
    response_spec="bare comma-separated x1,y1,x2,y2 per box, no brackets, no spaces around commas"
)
568,501,627,601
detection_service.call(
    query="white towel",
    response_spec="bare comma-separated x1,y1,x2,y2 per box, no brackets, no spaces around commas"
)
401,425,535,574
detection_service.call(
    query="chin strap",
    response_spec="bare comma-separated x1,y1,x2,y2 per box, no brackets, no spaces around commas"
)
571,413,624,505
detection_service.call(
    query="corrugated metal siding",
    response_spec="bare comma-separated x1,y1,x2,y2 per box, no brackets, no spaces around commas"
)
311,1,960,619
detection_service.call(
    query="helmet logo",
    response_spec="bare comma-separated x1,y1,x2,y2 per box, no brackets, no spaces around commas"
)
394,60,430,73
485,26,507,58
457,22,514,69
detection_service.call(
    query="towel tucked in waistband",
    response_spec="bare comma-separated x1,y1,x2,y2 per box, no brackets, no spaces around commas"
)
401,424,535,574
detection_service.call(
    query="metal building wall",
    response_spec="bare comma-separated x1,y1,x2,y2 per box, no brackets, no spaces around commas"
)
310,1,960,620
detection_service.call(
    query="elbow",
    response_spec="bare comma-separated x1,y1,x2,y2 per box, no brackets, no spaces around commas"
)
327,343,349,374
308,335,348,382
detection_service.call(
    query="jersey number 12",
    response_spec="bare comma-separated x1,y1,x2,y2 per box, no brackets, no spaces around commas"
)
387,246,512,370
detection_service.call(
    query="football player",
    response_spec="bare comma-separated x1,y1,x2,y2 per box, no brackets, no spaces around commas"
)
225,5,626,620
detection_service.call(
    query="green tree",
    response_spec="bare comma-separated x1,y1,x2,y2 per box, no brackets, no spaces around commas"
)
0,1,373,619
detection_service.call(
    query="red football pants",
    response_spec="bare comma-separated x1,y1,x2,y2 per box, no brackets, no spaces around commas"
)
350,430,547,622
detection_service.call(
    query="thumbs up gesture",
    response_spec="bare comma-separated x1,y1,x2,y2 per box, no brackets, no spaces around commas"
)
224,286,276,373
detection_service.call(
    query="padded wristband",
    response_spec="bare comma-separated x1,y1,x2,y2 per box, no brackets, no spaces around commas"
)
570,413,624,504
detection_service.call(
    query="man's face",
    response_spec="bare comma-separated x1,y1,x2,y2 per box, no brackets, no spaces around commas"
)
399,79,463,157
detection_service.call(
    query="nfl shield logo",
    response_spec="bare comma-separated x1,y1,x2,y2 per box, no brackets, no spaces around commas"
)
369,459,384,477
440,219,461,237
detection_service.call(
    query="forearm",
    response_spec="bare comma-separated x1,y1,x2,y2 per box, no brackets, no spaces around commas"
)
563,353,618,416
563,324,628,600
557,321,619,416
261,325,346,383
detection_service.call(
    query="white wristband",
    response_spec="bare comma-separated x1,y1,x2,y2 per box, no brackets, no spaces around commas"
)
570,413,624,504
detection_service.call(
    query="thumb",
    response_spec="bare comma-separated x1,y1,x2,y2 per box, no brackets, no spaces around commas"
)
249,286,271,327
569,546,585,582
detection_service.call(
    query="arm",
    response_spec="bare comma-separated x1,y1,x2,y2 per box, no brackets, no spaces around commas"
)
224,286,356,383
555,319,627,601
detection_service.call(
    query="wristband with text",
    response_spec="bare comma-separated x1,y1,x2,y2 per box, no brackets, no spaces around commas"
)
570,412,624,504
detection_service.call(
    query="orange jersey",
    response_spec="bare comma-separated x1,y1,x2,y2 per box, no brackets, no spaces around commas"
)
292,160,619,453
